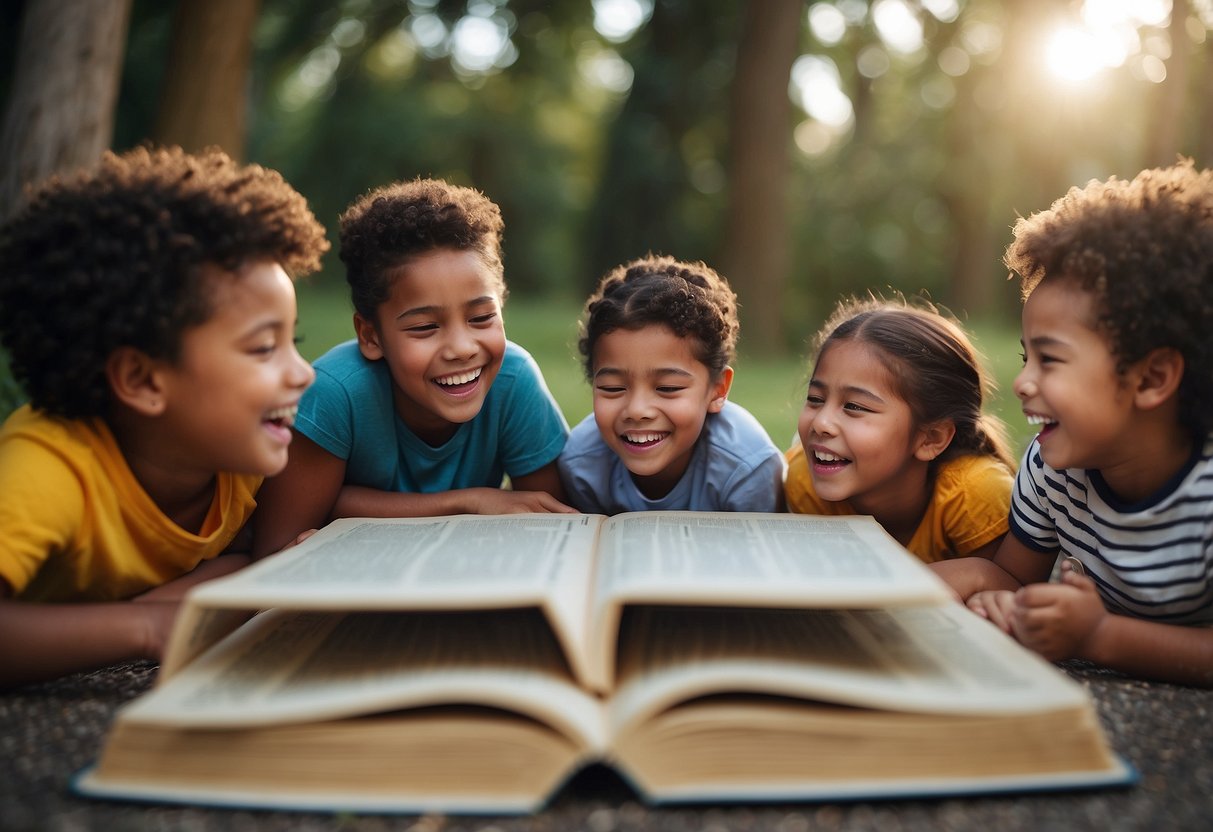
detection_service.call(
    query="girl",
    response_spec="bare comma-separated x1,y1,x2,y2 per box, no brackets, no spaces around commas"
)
785,296,1015,562
253,179,573,557
557,255,784,514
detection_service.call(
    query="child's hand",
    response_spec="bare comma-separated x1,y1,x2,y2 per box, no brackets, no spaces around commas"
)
966,590,1017,633
1008,566,1108,662
135,600,181,661
469,487,578,514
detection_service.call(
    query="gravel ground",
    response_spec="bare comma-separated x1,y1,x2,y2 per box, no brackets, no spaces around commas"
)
1,660,1210,832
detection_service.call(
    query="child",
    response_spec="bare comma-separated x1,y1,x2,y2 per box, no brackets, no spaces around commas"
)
252,179,573,556
0,146,328,688
785,296,1015,563
933,162,1213,687
557,254,784,513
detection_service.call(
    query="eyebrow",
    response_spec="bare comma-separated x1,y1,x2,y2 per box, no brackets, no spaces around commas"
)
1024,335,1069,350
809,378,886,404
395,296,498,321
593,366,696,380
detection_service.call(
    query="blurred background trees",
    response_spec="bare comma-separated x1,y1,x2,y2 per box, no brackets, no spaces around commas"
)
2,0,1211,355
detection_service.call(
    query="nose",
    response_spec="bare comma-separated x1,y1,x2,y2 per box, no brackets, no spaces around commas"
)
287,342,315,390
442,324,478,361
1012,365,1035,401
804,402,836,437
621,390,656,422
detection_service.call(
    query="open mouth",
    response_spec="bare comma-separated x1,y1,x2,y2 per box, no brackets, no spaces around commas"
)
433,367,482,394
622,431,669,448
812,448,851,471
263,404,298,430
1025,412,1058,435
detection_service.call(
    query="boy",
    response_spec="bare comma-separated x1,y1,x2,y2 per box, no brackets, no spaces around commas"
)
252,179,573,557
933,161,1213,687
0,147,328,688
558,255,784,513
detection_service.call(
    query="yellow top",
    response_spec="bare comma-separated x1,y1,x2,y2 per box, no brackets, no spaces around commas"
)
0,405,260,601
784,443,1013,563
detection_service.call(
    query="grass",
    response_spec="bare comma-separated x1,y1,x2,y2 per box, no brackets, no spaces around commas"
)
295,278,1036,457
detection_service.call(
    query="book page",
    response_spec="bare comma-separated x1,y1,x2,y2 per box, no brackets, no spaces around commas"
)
193,515,601,607
586,513,951,689
126,607,608,753
595,513,947,605
607,602,1087,736
176,515,604,683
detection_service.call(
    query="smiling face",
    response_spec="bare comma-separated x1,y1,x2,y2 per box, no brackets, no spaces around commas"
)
796,339,938,517
355,248,506,446
1014,278,1138,472
156,259,315,478
591,324,732,499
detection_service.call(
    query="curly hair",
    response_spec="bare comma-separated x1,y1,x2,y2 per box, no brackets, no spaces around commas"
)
1005,160,1213,440
812,295,1015,470
577,254,739,381
338,178,506,321
0,146,328,420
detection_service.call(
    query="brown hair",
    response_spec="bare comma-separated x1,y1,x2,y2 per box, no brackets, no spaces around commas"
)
1005,160,1213,440
812,295,1015,470
578,254,739,381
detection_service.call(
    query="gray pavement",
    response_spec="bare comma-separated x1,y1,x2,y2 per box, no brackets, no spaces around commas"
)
1,660,1210,831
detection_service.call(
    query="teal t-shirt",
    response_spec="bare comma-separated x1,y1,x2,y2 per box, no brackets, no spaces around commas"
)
297,340,568,492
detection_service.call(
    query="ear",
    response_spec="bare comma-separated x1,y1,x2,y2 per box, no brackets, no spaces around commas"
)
1133,347,1183,410
706,366,734,414
354,312,384,361
105,347,168,416
913,419,956,462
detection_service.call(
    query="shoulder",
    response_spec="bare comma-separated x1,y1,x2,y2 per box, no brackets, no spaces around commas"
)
311,340,380,384
935,454,1015,493
561,414,611,461
703,402,780,458
499,339,543,378
0,405,103,470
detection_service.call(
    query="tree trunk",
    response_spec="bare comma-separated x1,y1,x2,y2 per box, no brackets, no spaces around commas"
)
719,0,802,355
1142,0,1191,168
0,0,132,220
152,0,260,159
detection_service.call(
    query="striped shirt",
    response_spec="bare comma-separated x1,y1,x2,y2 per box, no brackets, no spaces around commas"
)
1009,435,1213,625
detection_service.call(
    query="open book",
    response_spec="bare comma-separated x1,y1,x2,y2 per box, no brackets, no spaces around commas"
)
76,512,1132,813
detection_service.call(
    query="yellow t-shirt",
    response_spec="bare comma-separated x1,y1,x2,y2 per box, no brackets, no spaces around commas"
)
0,405,261,602
783,443,1013,564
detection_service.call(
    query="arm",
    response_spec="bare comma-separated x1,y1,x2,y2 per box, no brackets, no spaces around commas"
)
251,433,347,558
931,532,1055,601
1010,566,1213,687
0,553,249,690
332,460,576,518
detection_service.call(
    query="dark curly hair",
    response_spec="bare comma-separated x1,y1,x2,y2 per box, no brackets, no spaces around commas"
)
577,254,739,381
338,178,506,321
812,295,1015,470
0,146,328,420
1005,160,1213,440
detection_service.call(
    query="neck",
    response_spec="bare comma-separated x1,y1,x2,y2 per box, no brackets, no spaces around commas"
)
106,409,217,534
850,465,932,547
1099,417,1195,504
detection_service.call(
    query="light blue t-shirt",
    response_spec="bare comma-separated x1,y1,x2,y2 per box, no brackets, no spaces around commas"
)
297,340,568,493
557,401,785,514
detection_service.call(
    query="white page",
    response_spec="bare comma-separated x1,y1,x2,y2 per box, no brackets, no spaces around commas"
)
607,602,1086,736
188,515,601,610
594,512,948,607
127,607,608,751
